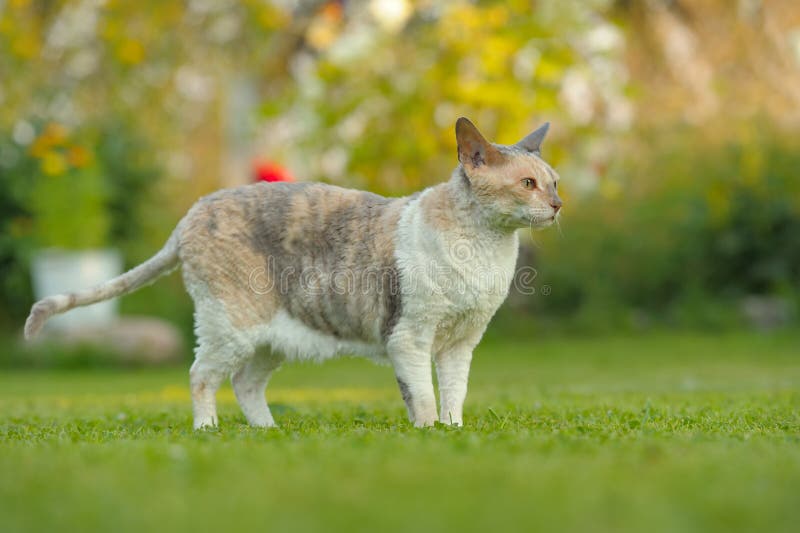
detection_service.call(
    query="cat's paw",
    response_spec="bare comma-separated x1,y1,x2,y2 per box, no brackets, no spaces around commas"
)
193,416,218,430
413,415,438,428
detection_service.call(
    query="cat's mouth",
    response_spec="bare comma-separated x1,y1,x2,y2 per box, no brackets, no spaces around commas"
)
525,215,555,229
520,207,558,229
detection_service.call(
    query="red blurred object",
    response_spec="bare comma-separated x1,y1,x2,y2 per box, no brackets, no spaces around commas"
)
253,160,295,183
320,0,344,22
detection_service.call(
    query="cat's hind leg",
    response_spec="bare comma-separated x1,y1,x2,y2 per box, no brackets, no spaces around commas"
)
189,305,256,430
232,349,283,428
180,223,280,430
190,335,255,430
190,354,226,430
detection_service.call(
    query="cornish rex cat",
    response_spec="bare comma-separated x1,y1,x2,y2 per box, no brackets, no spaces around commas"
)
25,118,562,429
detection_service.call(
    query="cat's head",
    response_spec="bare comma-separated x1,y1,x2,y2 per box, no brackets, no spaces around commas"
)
455,117,562,229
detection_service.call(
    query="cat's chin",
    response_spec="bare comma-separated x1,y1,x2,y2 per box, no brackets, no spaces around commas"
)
525,216,556,229
532,221,554,230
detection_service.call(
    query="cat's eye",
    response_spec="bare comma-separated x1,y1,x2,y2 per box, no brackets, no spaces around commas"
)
521,178,537,190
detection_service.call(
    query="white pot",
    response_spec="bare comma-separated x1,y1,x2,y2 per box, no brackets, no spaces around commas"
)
31,248,123,332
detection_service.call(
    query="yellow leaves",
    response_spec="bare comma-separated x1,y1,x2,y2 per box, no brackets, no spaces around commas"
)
41,151,68,176
439,3,510,47
2,0,42,58
454,79,526,114
29,123,68,157
306,2,343,51
307,20,339,51
484,5,510,28
320,1,344,22
67,146,92,168
101,19,122,41
258,6,291,30
480,36,516,77
0,17,13,35
448,4,483,32
117,39,145,65
438,4,482,49
11,33,39,58
306,2,344,50
28,137,49,158
29,139,48,158
27,122,93,175
39,145,94,175
42,122,68,145
535,56,567,84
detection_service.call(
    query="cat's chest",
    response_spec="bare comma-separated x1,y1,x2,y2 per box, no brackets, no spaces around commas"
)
396,217,518,317
447,243,517,312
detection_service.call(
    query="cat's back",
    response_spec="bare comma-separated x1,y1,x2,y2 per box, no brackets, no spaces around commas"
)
177,181,412,347
179,181,405,255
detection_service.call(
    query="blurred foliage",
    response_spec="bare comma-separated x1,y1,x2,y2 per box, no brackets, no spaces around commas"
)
0,120,160,325
615,0,800,128
0,338,153,369
528,123,800,332
2,0,800,338
26,122,110,249
95,120,161,248
260,0,626,194
0,140,36,327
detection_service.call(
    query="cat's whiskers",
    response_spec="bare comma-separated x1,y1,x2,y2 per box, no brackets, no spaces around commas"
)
527,215,541,248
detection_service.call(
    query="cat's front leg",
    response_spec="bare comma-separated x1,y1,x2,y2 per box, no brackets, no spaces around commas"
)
435,347,472,426
434,325,486,426
388,329,437,427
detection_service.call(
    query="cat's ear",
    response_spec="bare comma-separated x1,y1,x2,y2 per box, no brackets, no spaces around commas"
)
456,117,502,169
515,122,550,155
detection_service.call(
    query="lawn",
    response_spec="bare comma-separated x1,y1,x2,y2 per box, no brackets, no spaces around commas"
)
1,332,798,533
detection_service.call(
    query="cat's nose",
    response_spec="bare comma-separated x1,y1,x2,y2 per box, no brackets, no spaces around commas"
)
551,201,562,213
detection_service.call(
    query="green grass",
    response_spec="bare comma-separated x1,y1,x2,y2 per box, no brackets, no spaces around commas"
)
1,332,799,533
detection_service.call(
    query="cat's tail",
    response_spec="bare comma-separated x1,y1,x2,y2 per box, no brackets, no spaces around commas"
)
24,231,181,340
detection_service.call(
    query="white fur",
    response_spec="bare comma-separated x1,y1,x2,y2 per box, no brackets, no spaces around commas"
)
386,191,519,426
253,309,386,363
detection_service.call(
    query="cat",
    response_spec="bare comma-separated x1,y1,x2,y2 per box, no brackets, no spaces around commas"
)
24,117,562,429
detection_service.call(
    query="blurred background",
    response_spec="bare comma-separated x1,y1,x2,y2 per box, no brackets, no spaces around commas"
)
2,0,800,366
